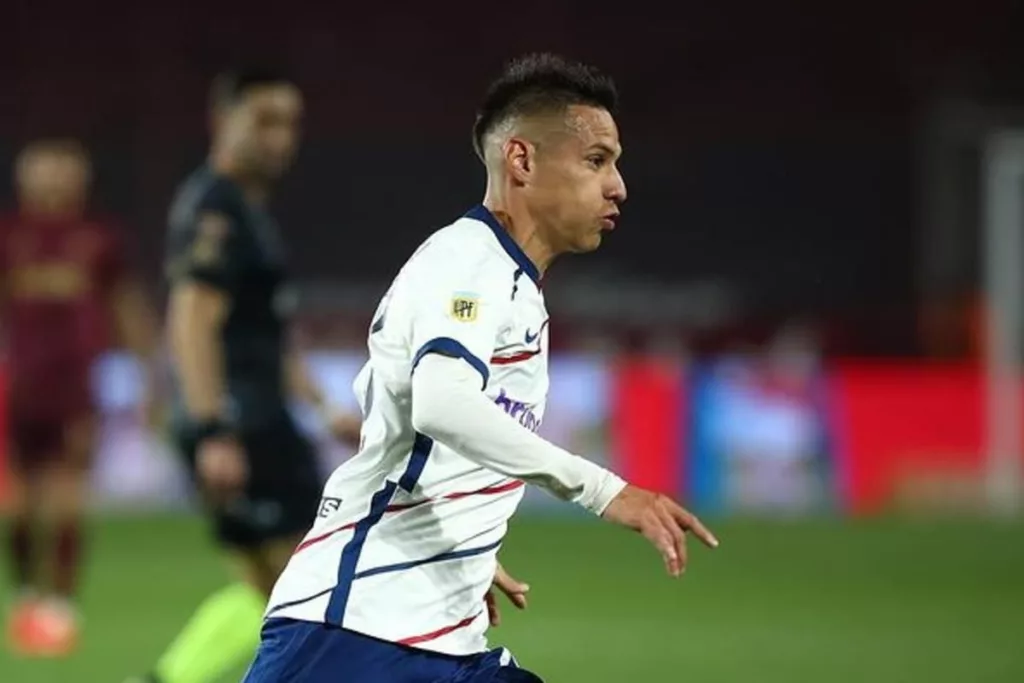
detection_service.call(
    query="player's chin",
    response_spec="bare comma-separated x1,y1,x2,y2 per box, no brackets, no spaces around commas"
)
567,235,602,254
579,230,605,252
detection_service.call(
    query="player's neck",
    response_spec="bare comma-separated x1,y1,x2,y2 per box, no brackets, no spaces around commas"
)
481,194,557,276
208,154,271,205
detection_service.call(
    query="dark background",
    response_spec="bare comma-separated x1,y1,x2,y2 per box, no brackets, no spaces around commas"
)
3,1,1023,352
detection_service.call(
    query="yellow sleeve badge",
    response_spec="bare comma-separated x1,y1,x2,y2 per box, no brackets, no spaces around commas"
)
190,212,230,265
450,292,479,322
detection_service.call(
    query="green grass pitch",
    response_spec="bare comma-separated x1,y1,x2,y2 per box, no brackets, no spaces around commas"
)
2,515,1023,682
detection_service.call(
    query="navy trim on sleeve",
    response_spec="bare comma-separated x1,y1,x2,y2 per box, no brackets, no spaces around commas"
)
412,337,489,389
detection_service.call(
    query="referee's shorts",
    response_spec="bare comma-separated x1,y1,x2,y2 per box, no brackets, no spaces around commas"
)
176,412,322,549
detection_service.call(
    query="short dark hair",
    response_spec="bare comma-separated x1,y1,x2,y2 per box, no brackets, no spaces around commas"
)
472,53,618,160
210,66,293,110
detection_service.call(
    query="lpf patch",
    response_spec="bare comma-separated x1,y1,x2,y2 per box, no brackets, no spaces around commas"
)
191,212,230,265
450,292,479,322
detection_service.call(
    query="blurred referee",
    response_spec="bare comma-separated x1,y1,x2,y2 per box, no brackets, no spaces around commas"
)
129,66,359,683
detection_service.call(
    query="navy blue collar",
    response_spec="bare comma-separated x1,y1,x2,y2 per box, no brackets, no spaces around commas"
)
464,204,541,286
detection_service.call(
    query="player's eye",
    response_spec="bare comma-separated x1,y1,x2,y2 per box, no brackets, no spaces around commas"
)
587,155,606,168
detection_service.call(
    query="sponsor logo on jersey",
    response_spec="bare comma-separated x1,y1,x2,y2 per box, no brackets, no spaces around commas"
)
494,388,541,433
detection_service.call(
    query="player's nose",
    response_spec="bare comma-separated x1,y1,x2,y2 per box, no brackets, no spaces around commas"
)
607,167,627,205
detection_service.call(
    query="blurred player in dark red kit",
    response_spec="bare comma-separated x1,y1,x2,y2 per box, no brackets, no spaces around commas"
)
0,139,161,657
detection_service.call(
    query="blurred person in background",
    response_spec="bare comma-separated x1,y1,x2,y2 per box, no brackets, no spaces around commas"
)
0,139,162,656
713,323,827,514
129,67,360,683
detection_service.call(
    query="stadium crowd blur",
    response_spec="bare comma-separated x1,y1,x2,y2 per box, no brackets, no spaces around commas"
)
2,3,1023,367
0,3,1022,526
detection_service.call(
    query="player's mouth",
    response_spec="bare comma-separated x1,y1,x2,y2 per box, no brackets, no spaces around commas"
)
600,213,619,231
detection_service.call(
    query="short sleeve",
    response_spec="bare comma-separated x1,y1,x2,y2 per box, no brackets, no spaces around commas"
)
166,205,244,294
406,251,510,390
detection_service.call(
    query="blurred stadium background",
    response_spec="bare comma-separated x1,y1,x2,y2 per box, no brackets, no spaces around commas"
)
3,2,1024,681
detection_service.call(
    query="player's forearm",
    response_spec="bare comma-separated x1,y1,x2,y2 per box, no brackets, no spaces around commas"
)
168,284,228,420
173,319,226,420
410,354,626,514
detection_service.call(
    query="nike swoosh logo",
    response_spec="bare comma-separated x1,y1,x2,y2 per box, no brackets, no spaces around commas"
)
524,319,549,345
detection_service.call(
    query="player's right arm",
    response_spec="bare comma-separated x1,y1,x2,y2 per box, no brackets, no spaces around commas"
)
168,281,228,424
166,209,246,499
402,244,717,576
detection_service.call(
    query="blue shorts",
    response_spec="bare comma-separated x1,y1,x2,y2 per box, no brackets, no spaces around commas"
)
242,618,544,682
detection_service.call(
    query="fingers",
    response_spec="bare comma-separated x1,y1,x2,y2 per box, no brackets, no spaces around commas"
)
656,504,686,577
668,501,719,549
640,494,721,577
494,565,530,610
506,589,528,610
486,590,500,626
494,566,530,594
645,504,683,577
609,486,720,578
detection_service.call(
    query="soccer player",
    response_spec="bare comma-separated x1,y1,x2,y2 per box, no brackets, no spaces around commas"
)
243,53,719,683
1,139,161,656
130,67,361,683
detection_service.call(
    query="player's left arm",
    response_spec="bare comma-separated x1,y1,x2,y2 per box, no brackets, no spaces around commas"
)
284,343,361,445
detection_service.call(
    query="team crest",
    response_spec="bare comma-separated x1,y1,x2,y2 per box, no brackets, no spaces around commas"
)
450,293,479,322
191,212,230,264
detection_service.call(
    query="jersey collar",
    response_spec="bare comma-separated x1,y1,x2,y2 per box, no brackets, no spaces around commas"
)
464,205,541,286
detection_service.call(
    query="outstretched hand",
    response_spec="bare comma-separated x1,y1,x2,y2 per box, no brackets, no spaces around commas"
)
486,563,530,627
602,485,719,577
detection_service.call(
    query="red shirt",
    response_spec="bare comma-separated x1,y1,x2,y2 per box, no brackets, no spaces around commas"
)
0,213,126,412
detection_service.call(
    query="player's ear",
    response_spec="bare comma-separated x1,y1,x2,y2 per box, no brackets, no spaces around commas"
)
504,138,532,184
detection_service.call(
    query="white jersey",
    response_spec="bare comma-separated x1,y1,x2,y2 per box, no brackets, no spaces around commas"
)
267,205,551,655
